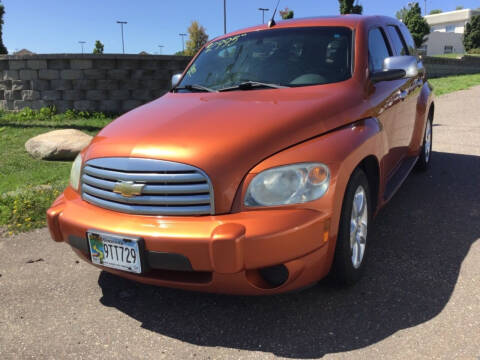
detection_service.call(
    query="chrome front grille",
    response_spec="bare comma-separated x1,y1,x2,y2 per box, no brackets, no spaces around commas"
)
81,157,214,216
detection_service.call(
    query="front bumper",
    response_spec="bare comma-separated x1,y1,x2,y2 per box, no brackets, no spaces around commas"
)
47,187,334,295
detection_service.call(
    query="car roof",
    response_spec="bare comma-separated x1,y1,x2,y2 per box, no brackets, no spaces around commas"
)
211,15,401,42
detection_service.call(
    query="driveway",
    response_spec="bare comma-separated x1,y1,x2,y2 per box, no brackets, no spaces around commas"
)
1,87,479,360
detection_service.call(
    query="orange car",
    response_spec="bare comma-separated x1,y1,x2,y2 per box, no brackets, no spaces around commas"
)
47,15,434,295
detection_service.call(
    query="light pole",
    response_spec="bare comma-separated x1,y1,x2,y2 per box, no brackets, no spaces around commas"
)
158,45,164,55
179,33,187,53
78,41,86,54
258,8,269,24
223,0,226,34
116,20,127,54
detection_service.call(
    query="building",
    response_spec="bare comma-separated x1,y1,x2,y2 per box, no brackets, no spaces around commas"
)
12,49,35,56
423,8,480,56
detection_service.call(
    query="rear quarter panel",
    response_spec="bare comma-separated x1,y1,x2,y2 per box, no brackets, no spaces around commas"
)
408,81,434,156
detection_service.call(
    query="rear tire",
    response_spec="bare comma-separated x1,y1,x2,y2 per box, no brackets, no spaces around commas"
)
330,168,371,286
416,116,432,172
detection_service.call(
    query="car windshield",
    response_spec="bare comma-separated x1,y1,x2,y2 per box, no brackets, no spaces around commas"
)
176,27,353,92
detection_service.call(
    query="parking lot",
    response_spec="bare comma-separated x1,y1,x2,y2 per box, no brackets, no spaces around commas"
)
1,87,479,359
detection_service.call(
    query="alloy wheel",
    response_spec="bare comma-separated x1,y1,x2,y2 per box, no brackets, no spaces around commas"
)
350,185,368,269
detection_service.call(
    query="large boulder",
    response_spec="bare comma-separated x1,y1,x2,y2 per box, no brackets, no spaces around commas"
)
25,129,92,160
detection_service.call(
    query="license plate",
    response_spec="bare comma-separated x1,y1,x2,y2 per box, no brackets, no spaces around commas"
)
87,231,142,274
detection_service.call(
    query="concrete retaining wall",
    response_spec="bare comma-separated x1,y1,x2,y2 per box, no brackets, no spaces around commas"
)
0,54,192,113
423,55,480,78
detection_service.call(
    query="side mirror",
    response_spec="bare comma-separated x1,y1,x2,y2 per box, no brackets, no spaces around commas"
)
171,73,182,88
371,56,419,82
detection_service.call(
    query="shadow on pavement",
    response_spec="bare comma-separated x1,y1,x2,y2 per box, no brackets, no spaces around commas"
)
98,151,480,358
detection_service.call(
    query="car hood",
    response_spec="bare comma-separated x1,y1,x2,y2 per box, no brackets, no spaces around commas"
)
85,81,366,213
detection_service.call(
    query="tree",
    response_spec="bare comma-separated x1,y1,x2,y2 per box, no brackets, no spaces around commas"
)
395,7,409,22
456,6,464,10
93,40,104,54
463,15,480,52
404,3,430,48
184,21,208,57
279,7,294,19
429,9,443,15
338,0,363,15
0,3,7,54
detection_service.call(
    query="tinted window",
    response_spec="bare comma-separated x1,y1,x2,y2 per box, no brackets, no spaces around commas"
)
399,25,417,56
387,25,408,56
178,27,353,90
368,28,391,72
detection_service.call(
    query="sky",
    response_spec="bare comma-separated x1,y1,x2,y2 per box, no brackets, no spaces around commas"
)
3,0,480,55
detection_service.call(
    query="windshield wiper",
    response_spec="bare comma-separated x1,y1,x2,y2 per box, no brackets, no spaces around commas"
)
218,81,288,92
173,84,216,93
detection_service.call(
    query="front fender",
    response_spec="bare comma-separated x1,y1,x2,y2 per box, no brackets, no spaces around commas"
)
232,118,384,264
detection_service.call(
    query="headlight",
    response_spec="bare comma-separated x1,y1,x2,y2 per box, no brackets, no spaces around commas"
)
70,154,83,191
245,163,330,207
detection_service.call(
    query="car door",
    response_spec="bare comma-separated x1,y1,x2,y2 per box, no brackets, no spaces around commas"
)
384,24,422,157
398,23,427,152
367,26,405,178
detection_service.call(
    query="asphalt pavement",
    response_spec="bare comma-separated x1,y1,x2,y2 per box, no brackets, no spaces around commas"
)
1,87,479,359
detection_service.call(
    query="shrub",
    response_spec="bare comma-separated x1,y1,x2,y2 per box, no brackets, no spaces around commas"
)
38,106,57,119
404,3,430,48
464,15,480,52
338,0,362,14
18,107,37,119
0,4,7,54
93,40,104,54
0,184,65,234
2,107,109,123
185,21,208,57
467,48,480,54
279,8,294,19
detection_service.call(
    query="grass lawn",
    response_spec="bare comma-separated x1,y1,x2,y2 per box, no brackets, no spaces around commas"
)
431,53,480,58
432,53,463,59
430,73,480,96
0,109,113,234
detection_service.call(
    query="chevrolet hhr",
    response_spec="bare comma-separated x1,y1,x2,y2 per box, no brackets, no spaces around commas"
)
47,15,434,294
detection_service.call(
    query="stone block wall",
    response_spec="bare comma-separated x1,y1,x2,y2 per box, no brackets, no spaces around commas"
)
423,55,480,78
0,54,192,113
0,54,478,113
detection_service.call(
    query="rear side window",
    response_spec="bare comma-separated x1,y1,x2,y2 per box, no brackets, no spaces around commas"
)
368,28,391,72
398,25,417,56
387,25,408,56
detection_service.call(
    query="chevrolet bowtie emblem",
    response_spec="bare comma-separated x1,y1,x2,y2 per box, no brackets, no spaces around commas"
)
113,181,145,197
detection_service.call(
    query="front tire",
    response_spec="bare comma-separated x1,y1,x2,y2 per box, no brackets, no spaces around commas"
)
330,168,371,286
